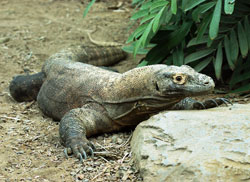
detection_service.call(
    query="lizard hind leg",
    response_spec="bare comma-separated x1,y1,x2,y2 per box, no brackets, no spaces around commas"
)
9,72,45,102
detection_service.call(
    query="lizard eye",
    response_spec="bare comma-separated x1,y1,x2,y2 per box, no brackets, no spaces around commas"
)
173,74,186,85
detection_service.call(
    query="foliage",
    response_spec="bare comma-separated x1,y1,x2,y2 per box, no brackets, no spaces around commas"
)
83,0,250,93
123,0,250,93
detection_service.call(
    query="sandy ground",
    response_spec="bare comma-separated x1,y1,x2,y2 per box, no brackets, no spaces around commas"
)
0,0,142,181
1,1,249,182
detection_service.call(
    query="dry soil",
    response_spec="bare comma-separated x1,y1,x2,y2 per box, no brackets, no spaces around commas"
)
0,0,142,181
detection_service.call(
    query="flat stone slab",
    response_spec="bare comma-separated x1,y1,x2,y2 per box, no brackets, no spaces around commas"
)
131,104,250,182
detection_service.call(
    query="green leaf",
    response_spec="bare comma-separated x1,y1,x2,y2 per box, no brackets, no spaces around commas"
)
163,6,173,24
145,21,192,65
220,16,237,24
122,45,149,55
224,0,235,14
181,0,188,10
229,57,250,86
140,1,152,10
133,37,143,57
192,2,216,22
187,36,209,47
141,20,154,47
132,0,143,5
213,42,223,80
166,21,192,49
238,22,249,58
194,56,213,72
150,0,169,12
207,37,213,47
184,0,207,12
244,16,250,51
83,0,96,18
152,6,166,33
229,29,239,64
184,49,215,64
164,55,173,65
224,35,235,70
197,12,212,41
137,60,149,67
173,46,184,66
131,9,148,20
231,70,250,86
126,23,148,43
171,0,177,14
140,13,157,24
209,0,222,40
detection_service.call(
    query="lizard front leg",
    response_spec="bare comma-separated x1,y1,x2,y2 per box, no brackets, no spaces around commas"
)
59,104,121,161
171,97,232,110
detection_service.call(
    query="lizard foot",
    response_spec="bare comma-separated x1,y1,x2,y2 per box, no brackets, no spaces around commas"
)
195,98,232,109
173,97,232,110
64,137,95,162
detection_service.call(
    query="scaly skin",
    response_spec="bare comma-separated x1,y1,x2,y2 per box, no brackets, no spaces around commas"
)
9,45,229,161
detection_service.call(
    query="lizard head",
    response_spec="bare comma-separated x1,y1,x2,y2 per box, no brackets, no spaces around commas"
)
154,65,215,97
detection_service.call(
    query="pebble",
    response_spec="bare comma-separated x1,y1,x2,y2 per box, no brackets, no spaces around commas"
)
16,151,24,154
77,174,84,180
86,167,93,171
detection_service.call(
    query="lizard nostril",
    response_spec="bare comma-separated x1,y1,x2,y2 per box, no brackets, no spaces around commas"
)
204,81,209,85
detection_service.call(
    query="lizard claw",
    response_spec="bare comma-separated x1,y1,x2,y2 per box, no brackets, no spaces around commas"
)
202,97,232,109
218,98,233,106
79,147,87,160
89,141,96,150
172,97,232,110
77,153,84,163
88,146,94,157
64,148,69,159
194,101,206,109
206,99,219,107
64,137,95,161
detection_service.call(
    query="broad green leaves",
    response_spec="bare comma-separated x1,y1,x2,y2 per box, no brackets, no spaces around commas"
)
224,0,235,14
184,0,207,12
171,0,177,14
214,43,223,80
185,49,215,64
127,0,170,57
209,0,222,40
238,22,248,58
125,0,250,92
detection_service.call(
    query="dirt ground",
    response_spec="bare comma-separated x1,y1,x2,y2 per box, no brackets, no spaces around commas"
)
1,1,250,182
0,0,142,181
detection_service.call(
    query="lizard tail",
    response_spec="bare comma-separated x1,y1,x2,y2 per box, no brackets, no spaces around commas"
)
48,45,127,67
9,72,45,102
77,45,127,66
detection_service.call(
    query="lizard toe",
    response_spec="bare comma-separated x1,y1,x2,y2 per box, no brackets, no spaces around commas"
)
87,146,94,157
193,101,206,109
216,98,233,106
202,98,232,108
64,137,94,161
79,147,87,160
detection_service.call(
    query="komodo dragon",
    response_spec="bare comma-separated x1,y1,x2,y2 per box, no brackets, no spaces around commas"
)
9,45,229,161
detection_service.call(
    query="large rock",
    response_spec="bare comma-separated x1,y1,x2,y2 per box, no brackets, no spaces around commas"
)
131,104,250,182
